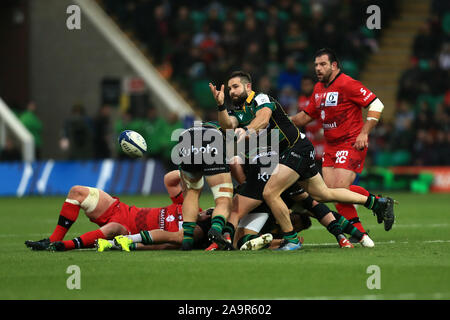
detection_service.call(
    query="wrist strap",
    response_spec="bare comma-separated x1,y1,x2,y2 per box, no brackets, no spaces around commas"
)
217,104,226,111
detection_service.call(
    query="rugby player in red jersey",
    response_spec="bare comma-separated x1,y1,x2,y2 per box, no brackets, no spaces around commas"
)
24,170,208,251
291,48,393,237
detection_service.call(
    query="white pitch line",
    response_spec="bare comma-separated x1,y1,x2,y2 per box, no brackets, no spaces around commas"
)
250,292,450,300
308,223,450,230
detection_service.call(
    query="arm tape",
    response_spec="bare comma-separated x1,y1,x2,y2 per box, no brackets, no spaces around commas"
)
368,98,384,113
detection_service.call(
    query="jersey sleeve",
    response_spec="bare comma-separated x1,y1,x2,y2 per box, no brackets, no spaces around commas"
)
170,191,184,205
254,93,276,112
345,78,377,108
303,89,320,119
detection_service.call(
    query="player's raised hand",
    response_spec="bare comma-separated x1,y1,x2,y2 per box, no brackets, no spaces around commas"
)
209,83,225,106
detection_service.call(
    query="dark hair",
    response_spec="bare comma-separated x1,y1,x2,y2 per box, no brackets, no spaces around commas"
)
314,48,340,68
227,70,252,84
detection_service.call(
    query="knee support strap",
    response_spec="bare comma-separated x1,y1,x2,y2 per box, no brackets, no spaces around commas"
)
210,183,234,199
80,187,100,213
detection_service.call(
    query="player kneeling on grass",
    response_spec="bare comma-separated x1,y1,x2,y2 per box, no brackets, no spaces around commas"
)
219,151,373,251
24,170,204,251
236,188,374,251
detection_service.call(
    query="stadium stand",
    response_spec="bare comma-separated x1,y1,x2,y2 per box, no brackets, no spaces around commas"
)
367,0,450,167
100,0,397,114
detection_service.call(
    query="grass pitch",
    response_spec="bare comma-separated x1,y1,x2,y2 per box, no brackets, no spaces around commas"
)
1,192,449,300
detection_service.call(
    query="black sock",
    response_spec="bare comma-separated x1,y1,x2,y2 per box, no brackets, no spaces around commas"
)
326,220,344,240
332,212,364,240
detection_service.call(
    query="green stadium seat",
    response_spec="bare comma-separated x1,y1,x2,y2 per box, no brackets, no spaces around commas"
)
341,60,359,78
411,172,434,194
391,150,411,166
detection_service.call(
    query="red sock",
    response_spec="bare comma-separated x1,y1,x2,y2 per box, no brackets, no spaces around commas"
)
62,229,106,251
49,201,81,242
335,203,366,233
349,185,370,197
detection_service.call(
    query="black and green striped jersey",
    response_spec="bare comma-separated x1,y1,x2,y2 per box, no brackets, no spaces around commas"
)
228,91,302,153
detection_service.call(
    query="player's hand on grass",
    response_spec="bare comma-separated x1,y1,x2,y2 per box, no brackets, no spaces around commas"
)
209,83,225,106
353,132,368,150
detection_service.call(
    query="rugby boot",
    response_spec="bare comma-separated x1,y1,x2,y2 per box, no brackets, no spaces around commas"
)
240,233,273,251
25,238,50,251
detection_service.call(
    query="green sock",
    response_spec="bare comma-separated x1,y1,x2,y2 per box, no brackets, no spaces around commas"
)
140,230,153,245
223,222,235,239
364,194,379,210
333,212,364,240
237,234,258,248
210,215,226,233
129,243,137,251
182,222,196,245
283,230,299,244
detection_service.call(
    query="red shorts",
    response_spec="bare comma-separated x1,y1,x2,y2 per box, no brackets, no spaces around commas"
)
90,199,182,234
322,143,367,174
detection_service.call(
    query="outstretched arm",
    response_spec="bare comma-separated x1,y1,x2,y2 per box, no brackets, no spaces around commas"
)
290,111,314,127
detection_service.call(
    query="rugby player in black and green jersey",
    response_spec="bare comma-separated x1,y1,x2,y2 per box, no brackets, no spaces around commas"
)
209,71,395,251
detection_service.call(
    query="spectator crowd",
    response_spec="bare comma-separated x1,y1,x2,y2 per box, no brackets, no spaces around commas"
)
369,0,450,166
1,0,448,168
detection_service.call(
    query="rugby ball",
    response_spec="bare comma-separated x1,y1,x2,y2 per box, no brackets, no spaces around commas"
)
118,130,147,158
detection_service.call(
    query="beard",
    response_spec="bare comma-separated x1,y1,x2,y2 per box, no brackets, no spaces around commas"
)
231,91,248,108
318,69,333,83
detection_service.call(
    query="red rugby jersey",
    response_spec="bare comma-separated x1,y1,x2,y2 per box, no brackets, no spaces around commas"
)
304,72,377,145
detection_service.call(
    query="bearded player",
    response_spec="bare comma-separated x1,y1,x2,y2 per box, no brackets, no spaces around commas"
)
291,48,394,235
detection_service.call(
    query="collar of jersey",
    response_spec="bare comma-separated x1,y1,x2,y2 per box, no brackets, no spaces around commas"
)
240,91,255,112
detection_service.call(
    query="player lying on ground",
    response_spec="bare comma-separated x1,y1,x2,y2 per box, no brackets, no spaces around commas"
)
24,170,208,251
97,208,214,251
107,208,303,252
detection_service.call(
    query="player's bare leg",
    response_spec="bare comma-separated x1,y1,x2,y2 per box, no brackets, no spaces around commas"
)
290,191,354,248
205,173,234,250
228,194,263,247
25,185,116,250
300,174,395,230
263,164,303,250
322,167,367,233
179,171,203,250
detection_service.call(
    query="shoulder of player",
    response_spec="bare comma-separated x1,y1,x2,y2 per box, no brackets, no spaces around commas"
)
253,92,275,106
335,73,362,88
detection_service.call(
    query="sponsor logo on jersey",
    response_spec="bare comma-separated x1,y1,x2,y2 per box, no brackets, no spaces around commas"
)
159,208,166,229
323,122,337,129
325,92,339,106
363,92,373,102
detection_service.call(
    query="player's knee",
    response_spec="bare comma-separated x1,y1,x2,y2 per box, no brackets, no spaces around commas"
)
68,185,88,201
101,222,127,239
214,196,232,209
262,186,276,203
